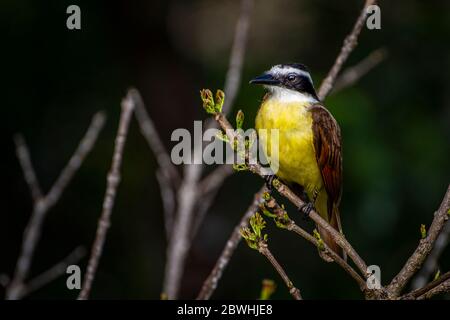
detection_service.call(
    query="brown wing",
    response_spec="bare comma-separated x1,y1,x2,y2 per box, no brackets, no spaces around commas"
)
310,104,343,219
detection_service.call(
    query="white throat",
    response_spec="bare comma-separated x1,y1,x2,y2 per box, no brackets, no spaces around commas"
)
265,86,318,104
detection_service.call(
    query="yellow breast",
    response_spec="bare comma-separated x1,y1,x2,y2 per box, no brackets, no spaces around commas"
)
255,98,323,195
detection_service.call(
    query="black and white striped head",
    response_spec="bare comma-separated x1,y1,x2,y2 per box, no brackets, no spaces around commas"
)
250,63,319,102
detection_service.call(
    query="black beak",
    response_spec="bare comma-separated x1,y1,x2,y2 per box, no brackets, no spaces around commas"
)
249,73,280,85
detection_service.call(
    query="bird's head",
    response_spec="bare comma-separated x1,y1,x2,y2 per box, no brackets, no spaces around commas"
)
250,63,319,102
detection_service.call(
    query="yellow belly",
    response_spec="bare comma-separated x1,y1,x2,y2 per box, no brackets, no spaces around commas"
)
255,99,324,196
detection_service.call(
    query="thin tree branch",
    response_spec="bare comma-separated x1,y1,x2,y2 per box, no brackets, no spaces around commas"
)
198,165,234,197
221,0,254,116
162,163,202,299
18,246,86,299
197,186,267,300
317,0,378,100
156,169,176,239
258,243,302,300
131,88,180,238
401,270,450,300
6,112,106,300
417,279,450,300
13,135,43,202
387,184,450,297
131,88,180,184
411,221,450,290
262,194,366,290
162,0,254,299
78,93,135,300
332,47,387,94
191,165,234,238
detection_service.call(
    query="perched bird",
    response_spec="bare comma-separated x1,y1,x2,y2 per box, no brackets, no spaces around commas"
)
251,63,343,261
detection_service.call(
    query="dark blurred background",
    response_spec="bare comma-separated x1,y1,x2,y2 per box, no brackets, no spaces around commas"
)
1,0,449,299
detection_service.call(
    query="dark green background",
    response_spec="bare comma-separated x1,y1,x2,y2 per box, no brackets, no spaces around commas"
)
1,0,449,299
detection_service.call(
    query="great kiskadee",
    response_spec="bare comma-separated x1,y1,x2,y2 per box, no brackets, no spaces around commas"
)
251,63,343,261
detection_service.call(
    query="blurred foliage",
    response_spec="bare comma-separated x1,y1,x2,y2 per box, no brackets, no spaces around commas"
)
1,0,449,299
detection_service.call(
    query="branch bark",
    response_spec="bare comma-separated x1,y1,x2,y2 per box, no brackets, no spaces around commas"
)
132,88,180,238
162,0,254,299
6,112,106,300
333,47,387,93
317,0,378,100
411,220,450,290
197,186,267,300
258,243,302,300
78,93,135,300
17,247,86,299
387,184,450,297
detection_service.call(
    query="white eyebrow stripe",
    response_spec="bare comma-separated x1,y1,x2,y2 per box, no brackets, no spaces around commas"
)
268,65,313,83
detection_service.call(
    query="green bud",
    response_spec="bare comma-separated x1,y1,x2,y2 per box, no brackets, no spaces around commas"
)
313,229,325,251
433,269,441,281
260,279,276,300
200,89,215,114
215,90,225,113
420,224,427,239
236,110,244,129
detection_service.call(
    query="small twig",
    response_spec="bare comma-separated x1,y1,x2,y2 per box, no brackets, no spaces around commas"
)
417,279,450,300
197,187,267,300
131,88,179,238
18,246,86,299
317,0,378,100
258,243,302,300
162,0,254,300
263,195,366,290
221,0,254,115
198,165,234,196
333,47,387,93
78,92,135,300
13,135,43,202
388,185,450,297
411,221,450,290
6,112,106,300
156,169,177,239
401,270,450,300
191,165,234,238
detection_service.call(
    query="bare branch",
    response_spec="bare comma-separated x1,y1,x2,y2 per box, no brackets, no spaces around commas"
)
221,0,254,115
131,88,180,184
333,47,387,93
318,0,378,100
131,88,179,239
156,169,176,239
162,163,202,299
14,135,43,202
18,246,86,299
411,221,450,290
401,270,450,300
388,184,450,297
199,165,234,196
262,194,366,290
418,279,450,300
258,243,302,300
197,187,267,300
6,112,106,300
162,0,254,299
78,93,135,300
45,112,107,208
191,165,234,238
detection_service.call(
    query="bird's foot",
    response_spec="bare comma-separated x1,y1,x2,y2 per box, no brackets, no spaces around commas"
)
264,175,277,192
299,202,316,220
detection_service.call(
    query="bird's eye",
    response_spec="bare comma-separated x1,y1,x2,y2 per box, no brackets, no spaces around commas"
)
287,74,297,82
